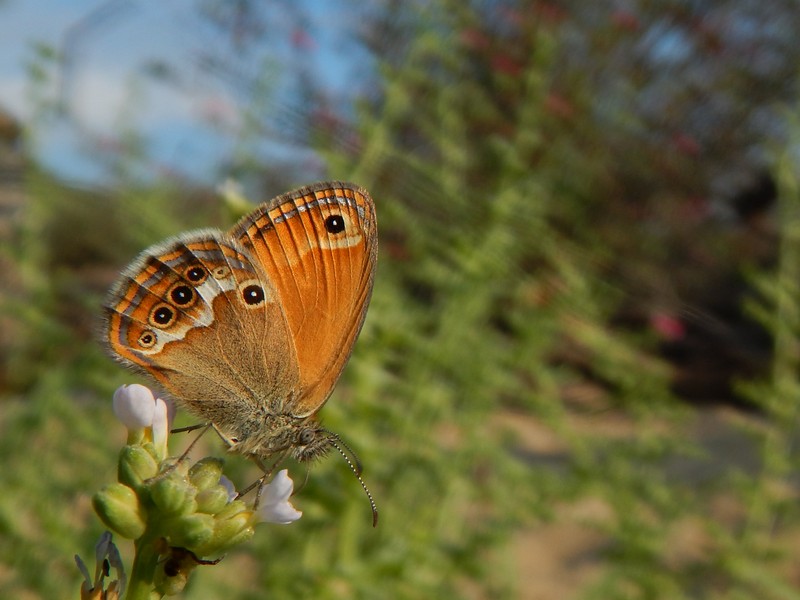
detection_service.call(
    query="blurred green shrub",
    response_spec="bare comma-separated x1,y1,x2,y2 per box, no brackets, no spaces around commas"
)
2,2,800,599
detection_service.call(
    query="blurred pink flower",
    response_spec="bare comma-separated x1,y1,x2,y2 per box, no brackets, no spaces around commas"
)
460,28,490,50
611,10,641,32
650,313,687,341
671,133,701,156
544,93,575,119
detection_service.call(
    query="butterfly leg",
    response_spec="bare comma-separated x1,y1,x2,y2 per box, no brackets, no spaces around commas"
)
144,423,213,484
170,423,210,434
235,453,289,509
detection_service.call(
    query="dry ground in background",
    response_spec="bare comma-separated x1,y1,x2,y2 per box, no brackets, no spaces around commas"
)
502,400,798,599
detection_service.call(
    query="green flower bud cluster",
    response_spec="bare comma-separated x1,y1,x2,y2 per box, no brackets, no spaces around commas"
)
93,444,257,595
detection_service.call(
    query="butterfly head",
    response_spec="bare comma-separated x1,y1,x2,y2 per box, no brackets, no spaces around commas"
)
278,425,379,527
292,426,334,462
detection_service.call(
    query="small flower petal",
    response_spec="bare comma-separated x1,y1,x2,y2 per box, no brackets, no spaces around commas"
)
105,538,127,598
112,385,155,429
151,397,171,455
262,501,303,525
257,470,302,524
164,397,177,426
94,531,114,573
261,469,293,504
77,532,126,600
74,554,92,589
219,475,237,502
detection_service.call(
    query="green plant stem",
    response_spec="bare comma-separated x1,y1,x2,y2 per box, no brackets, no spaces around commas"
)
125,531,161,600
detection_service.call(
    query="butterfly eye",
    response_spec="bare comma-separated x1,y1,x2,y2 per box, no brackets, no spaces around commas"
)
324,214,346,234
150,304,176,327
184,265,207,283
170,284,195,306
298,428,316,445
137,330,157,348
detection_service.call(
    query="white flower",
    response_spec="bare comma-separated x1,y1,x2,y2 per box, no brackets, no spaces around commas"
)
257,470,302,524
112,384,173,456
112,384,156,429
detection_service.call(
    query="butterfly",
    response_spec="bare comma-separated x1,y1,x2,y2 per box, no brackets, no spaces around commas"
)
104,181,378,522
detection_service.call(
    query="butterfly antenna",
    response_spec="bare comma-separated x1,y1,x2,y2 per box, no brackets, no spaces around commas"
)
326,436,378,527
325,431,364,475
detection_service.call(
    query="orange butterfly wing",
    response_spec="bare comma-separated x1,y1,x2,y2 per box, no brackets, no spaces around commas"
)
231,181,378,417
104,235,301,432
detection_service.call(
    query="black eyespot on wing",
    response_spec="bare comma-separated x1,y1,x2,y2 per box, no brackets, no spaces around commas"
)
151,305,175,327
185,265,207,283
212,265,231,279
138,331,156,348
324,214,346,234
170,285,194,306
242,284,265,306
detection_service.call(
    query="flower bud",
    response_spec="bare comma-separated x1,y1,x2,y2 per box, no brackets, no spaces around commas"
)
117,445,159,489
149,475,197,516
93,483,147,539
195,486,231,515
212,511,255,550
161,513,216,551
188,458,224,491
189,512,255,558
112,384,155,429
214,498,251,521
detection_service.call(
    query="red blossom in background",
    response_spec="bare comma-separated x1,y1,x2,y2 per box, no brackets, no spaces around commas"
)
671,132,702,156
611,10,641,32
650,313,687,342
530,2,568,24
491,53,523,76
544,92,575,119
460,28,490,51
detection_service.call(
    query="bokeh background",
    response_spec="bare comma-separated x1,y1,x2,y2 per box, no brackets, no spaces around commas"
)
2,1,800,598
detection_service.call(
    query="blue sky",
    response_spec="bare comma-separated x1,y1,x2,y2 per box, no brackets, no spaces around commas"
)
0,0,372,184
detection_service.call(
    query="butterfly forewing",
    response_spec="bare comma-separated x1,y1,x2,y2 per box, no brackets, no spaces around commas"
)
232,181,378,416
105,233,301,434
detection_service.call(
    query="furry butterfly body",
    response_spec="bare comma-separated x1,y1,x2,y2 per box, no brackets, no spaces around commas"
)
104,181,377,463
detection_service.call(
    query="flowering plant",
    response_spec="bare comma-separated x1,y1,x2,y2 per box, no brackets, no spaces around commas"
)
78,384,301,599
